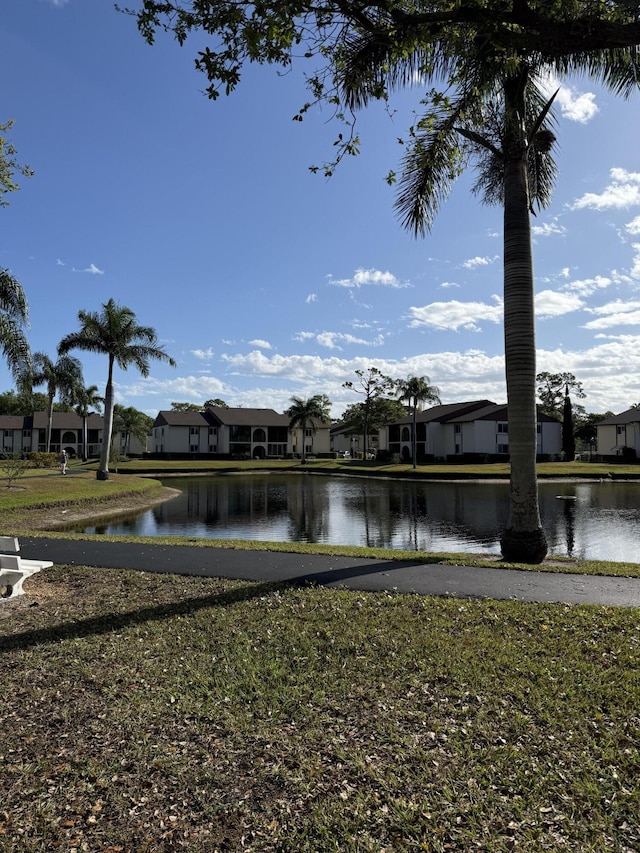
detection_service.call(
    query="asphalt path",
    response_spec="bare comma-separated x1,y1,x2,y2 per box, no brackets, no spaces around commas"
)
17,537,640,607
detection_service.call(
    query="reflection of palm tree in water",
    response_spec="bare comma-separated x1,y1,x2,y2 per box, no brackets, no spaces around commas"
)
562,499,576,558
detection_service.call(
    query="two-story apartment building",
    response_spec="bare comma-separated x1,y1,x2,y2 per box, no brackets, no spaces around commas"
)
0,412,147,457
152,407,331,458
596,408,640,459
383,400,562,461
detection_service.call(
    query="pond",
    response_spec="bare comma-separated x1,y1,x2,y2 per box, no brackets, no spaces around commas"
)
70,474,640,562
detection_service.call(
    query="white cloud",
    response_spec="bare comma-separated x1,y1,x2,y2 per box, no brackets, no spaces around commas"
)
305,293,318,303
56,258,65,266
626,216,640,236
539,72,599,123
72,262,104,275
440,281,460,289
461,255,496,270
191,347,215,361
248,339,272,350
532,220,567,238
563,275,612,296
570,168,640,211
329,268,410,289
294,330,385,350
631,244,640,280
408,297,503,332
582,299,640,329
535,290,584,318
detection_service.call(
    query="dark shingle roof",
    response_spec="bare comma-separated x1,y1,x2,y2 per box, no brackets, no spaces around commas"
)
598,408,640,426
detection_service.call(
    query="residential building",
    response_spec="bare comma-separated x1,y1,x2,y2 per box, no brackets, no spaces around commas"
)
383,400,562,461
596,408,640,459
151,407,331,458
0,412,147,457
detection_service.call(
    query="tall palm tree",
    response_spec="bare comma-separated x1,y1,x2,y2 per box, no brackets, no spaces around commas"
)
397,376,441,469
285,394,331,463
0,267,31,383
74,384,103,462
336,5,639,562
128,0,639,560
30,352,84,453
58,298,176,480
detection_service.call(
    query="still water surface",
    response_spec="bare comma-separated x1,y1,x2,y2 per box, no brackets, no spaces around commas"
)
72,474,640,562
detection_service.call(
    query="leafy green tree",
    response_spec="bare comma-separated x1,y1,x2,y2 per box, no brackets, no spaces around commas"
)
73,384,104,461
29,352,84,453
126,0,640,561
1,119,33,206
574,411,614,452
58,298,176,480
1,268,31,383
536,372,586,419
396,376,441,469
170,401,202,412
204,398,228,409
341,397,405,456
343,368,396,458
285,394,331,463
113,404,154,455
0,389,48,415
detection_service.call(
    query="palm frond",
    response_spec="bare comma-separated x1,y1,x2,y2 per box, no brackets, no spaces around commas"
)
554,46,640,98
395,87,486,236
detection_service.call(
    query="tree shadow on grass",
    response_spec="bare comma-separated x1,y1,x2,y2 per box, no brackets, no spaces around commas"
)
0,556,431,653
0,580,291,653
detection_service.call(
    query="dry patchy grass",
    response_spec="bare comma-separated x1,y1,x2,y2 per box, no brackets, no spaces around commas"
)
1,566,639,852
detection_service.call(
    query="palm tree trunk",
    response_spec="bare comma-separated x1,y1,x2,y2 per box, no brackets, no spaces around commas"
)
46,393,54,453
499,72,548,563
82,413,88,462
412,397,417,469
98,358,115,480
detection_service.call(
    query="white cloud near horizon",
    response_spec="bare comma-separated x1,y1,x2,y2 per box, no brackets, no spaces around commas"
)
329,268,411,289
570,168,640,211
408,297,503,331
582,299,640,330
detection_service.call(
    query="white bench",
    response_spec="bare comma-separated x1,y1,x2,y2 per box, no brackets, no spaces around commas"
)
0,536,53,600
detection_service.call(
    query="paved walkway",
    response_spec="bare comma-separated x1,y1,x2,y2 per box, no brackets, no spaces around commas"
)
17,537,640,607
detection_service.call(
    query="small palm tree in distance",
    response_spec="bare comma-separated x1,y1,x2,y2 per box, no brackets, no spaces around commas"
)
58,298,176,480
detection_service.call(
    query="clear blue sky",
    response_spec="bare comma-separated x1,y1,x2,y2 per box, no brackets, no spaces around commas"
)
2,0,640,418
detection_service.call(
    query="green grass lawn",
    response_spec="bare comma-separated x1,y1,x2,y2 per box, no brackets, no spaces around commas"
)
2,566,639,852
2,460,640,850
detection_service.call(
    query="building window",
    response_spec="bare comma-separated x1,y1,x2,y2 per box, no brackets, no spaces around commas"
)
209,427,217,436
537,423,541,433
497,423,508,434
190,427,199,435
454,424,461,434
497,444,509,454
190,444,198,453
22,430,31,438
617,426,625,435
209,445,217,453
